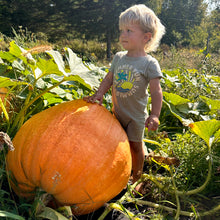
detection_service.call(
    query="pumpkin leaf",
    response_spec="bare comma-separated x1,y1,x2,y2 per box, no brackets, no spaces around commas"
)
163,92,190,106
47,50,68,76
37,207,69,220
64,48,100,88
0,41,25,63
0,211,25,220
210,75,220,83
47,49,99,89
189,119,220,147
9,41,23,57
0,51,17,62
163,99,193,126
0,76,30,87
64,75,94,90
43,93,63,106
65,47,89,74
36,58,64,79
200,96,220,112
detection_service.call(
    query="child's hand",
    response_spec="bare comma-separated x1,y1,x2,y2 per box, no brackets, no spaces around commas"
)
83,92,103,105
145,115,159,131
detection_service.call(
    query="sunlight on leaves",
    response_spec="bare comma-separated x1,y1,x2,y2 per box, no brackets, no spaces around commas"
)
143,138,162,147
189,119,220,147
36,58,64,78
200,95,220,112
163,92,190,105
47,50,67,76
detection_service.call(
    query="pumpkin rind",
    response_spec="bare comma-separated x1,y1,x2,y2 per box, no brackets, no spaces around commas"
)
6,99,131,215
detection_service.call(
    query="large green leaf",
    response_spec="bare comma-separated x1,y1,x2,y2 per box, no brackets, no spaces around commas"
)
65,48,100,88
209,75,220,83
0,51,16,62
200,96,220,112
189,119,220,147
64,75,94,90
163,99,193,126
46,50,67,76
163,92,190,106
47,49,100,89
0,41,30,66
0,76,30,87
162,69,181,77
36,58,64,78
9,41,23,58
43,93,63,106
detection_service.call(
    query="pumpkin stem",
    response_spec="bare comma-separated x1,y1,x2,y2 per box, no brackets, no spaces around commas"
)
33,189,54,216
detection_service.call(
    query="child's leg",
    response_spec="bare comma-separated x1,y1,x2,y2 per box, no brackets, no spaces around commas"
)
129,141,145,183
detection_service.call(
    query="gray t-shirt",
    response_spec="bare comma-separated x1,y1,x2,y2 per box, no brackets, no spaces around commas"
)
110,51,162,126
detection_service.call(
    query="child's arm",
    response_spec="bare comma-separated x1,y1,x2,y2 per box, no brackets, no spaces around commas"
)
145,77,162,131
83,71,113,105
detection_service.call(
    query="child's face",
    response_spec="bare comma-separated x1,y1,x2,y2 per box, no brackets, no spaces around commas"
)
119,23,150,54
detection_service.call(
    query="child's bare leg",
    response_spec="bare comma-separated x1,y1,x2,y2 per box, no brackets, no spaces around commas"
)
129,141,145,183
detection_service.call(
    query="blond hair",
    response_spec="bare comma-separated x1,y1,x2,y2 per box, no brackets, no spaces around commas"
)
119,4,165,52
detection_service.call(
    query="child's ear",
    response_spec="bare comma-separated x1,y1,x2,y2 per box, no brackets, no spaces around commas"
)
144,32,152,42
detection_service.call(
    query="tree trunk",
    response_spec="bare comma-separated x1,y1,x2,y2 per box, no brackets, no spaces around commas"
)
106,28,111,61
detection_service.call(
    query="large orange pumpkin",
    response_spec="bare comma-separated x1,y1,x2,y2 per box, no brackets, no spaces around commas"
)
6,99,131,215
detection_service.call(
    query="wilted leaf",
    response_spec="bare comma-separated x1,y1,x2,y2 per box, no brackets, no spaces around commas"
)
37,207,69,220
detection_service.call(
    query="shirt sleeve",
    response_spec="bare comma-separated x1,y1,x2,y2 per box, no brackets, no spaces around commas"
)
146,58,163,81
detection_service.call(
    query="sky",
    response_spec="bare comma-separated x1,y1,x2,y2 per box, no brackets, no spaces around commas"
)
204,0,220,12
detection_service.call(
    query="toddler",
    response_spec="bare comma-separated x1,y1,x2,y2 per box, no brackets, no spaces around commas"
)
84,4,165,191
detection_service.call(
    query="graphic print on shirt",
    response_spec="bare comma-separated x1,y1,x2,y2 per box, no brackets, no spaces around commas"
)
114,64,141,98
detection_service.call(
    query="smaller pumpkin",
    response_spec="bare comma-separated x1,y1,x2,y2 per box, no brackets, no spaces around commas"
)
6,99,132,215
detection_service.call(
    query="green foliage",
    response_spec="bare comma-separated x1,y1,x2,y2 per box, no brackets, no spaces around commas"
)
0,41,220,219
0,41,107,136
189,7,220,53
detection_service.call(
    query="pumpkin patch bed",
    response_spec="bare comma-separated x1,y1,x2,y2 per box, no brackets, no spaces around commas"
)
6,99,132,215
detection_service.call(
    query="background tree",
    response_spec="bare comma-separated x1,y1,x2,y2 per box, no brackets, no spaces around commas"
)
161,0,207,46
0,0,219,57
188,5,219,53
